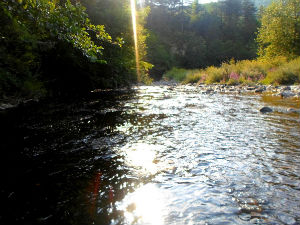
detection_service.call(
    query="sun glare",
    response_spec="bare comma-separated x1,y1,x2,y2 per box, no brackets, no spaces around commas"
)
121,143,159,175
130,0,140,82
117,184,166,225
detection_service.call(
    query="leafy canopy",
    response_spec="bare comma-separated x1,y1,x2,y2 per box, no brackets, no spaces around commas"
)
257,0,300,58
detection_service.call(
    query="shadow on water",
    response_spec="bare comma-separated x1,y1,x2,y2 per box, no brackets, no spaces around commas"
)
0,90,148,225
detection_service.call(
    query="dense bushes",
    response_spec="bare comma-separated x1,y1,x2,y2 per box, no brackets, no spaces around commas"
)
164,57,300,85
163,68,191,82
264,58,300,85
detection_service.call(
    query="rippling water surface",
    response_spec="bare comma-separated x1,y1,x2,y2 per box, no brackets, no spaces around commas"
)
1,85,300,225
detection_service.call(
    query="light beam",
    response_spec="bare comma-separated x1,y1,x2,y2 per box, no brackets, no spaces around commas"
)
130,0,140,82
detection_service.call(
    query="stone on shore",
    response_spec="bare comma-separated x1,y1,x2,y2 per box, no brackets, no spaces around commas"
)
247,86,256,91
255,86,266,93
279,91,296,98
281,86,291,91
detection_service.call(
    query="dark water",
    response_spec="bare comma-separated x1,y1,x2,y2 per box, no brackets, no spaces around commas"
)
1,86,300,225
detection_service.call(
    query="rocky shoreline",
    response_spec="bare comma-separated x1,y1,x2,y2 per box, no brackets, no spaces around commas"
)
153,80,300,98
192,83,300,98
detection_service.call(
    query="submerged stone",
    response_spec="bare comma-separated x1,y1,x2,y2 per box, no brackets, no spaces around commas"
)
260,106,273,113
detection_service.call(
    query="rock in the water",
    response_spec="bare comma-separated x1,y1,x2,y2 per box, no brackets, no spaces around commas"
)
287,108,300,113
255,87,265,93
279,91,296,98
260,106,273,113
281,86,291,91
247,86,256,91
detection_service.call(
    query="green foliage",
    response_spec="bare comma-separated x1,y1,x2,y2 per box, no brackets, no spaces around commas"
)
15,0,112,61
81,0,153,85
146,31,173,80
1,0,153,98
136,6,154,83
257,0,300,58
181,56,299,85
0,0,114,97
163,68,190,82
204,66,226,84
227,79,240,85
22,76,46,97
145,0,258,79
182,70,203,84
264,57,300,84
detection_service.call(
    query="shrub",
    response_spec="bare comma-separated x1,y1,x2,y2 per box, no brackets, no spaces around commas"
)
227,78,239,85
165,56,299,85
183,70,203,84
22,77,47,97
229,72,240,80
264,57,300,84
163,67,189,82
204,66,226,84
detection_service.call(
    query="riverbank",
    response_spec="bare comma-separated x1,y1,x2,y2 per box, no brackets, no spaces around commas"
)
163,57,300,86
152,80,300,98
0,88,134,112
186,83,300,98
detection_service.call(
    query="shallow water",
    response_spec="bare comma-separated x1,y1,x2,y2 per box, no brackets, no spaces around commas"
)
1,86,300,225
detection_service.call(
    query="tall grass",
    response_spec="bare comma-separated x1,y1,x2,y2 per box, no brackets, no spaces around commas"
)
163,56,300,85
264,57,300,85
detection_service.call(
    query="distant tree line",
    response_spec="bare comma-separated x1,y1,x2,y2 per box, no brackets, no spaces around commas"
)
160,0,300,85
145,0,259,79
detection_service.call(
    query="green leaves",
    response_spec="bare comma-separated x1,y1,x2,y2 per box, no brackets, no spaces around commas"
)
257,0,300,59
11,0,113,62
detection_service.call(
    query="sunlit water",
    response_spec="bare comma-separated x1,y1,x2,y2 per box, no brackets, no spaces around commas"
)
1,85,300,225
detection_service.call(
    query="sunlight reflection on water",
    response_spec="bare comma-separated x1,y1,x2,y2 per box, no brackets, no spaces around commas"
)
118,143,160,175
117,184,167,225
110,85,300,225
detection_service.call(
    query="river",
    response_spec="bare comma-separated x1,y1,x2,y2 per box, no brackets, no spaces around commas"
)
1,85,300,225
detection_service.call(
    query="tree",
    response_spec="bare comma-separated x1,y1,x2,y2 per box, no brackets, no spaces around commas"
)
257,0,300,58
145,0,259,79
0,0,115,96
220,0,243,41
241,0,257,41
190,0,203,25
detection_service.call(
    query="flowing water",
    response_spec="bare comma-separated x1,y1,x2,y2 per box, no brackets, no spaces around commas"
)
1,85,300,225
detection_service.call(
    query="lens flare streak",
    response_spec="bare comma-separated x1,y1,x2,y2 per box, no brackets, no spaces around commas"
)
130,0,140,82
